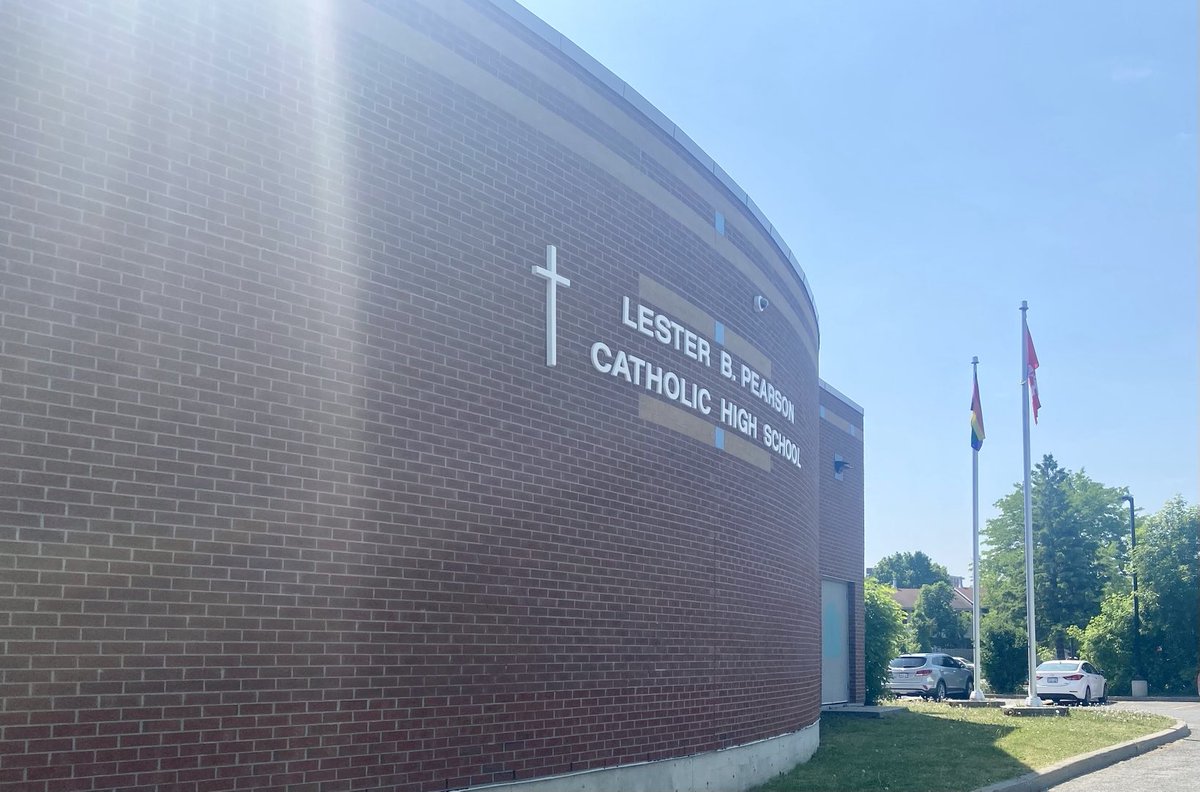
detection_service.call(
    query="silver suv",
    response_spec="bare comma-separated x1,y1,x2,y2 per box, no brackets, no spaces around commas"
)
887,653,973,700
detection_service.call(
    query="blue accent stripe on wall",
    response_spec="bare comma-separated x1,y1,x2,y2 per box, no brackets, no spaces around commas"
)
714,427,725,449
714,321,725,345
715,211,725,236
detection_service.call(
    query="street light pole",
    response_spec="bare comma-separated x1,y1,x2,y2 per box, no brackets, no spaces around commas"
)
1120,494,1143,694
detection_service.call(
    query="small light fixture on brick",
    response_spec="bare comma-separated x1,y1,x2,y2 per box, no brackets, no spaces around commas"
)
754,294,769,312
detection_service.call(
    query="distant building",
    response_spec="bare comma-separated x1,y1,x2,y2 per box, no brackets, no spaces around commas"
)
863,569,975,615
891,586,977,616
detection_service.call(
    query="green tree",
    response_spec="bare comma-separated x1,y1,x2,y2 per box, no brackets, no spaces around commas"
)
1135,497,1199,693
1076,497,1200,694
981,455,1125,661
864,578,910,703
1071,593,1134,693
980,613,1028,693
871,551,951,589
911,581,966,651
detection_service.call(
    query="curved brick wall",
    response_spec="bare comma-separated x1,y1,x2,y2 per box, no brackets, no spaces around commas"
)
0,1,830,789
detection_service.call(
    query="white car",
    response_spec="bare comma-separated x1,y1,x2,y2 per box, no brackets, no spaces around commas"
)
1035,660,1107,705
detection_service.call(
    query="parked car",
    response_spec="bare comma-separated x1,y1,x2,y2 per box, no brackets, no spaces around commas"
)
887,653,973,700
953,656,975,673
1035,660,1107,705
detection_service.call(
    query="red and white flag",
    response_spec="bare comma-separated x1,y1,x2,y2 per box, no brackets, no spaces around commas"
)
1024,325,1041,423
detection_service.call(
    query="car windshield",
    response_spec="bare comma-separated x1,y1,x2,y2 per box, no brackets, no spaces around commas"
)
1038,662,1079,672
889,656,927,668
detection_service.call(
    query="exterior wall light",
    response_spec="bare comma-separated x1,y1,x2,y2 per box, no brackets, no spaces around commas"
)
834,455,851,479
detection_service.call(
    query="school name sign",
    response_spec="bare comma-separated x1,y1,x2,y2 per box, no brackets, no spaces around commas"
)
532,246,803,471
590,297,802,470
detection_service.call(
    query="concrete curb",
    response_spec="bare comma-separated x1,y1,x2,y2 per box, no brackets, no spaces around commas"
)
969,719,1190,792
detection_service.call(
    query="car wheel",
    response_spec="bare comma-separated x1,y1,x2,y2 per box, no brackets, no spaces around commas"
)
1082,686,1091,706
963,676,974,699
934,681,946,701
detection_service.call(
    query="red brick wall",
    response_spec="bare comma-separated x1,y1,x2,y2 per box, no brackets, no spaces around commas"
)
818,386,866,704
0,1,837,789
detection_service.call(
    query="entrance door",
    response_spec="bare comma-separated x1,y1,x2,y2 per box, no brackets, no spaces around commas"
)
821,579,850,704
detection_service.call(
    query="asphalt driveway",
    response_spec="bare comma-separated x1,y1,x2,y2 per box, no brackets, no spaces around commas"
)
1047,700,1200,792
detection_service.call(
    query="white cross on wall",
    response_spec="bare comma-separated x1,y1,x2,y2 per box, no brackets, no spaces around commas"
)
532,245,570,367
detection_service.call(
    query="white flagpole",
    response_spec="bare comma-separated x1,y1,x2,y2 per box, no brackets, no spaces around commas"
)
1020,301,1042,706
971,357,985,701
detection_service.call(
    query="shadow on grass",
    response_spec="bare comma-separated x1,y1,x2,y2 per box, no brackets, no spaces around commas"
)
753,707,1028,792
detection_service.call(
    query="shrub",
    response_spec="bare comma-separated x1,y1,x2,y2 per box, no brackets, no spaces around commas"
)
981,617,1028,693
864,578,909,704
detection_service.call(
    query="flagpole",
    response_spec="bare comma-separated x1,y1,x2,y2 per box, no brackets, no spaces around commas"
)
1020,301,1042,706
970,357,985,701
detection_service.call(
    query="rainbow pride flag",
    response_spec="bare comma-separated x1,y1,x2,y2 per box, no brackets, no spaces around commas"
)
970,372,985,450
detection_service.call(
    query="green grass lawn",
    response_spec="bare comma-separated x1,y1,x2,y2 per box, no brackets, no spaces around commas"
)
753,700,1174,792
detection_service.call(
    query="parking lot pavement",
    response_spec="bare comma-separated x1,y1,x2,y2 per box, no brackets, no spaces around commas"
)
1047,700,1200,792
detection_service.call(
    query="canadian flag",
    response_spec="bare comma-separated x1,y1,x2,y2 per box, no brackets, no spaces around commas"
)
1025,325,1041,423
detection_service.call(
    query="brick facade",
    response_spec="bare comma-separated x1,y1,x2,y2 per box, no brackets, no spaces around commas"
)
0,0,861,789
818,384,867,704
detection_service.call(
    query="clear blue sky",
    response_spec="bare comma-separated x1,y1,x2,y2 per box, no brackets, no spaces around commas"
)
514,0,1198,579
